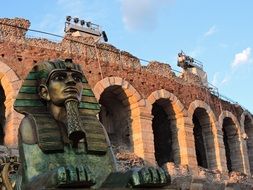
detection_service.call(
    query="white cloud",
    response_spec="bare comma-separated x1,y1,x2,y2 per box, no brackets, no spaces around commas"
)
32,0,106,37
211,72,219,86
221,76,230,85
32,0,85,36
188,46,204,58
57,0,85,17
204,25,217,37
231,47,251,68
27,13,64,39
211,72,230,87
121,0,172,31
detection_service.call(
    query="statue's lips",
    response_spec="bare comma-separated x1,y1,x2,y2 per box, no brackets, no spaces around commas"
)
63,87,79,93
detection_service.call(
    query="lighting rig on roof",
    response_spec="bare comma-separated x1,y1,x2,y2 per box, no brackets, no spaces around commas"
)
177,50,203,70
177,51,208,87
64,16,108,42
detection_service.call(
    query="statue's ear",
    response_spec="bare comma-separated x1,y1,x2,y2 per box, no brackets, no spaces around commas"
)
39,84,50,101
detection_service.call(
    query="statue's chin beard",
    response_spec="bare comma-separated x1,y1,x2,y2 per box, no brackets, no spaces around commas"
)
64,99,86,147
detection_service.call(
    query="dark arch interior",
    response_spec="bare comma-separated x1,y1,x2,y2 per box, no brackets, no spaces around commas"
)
222,117,235,172
0,85,5,145
222,117,242,172
99,86,131,150
244,115,253,173
152,99,174,166
192,108,209,168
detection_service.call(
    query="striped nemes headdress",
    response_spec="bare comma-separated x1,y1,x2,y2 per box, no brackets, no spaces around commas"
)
14,59,100,115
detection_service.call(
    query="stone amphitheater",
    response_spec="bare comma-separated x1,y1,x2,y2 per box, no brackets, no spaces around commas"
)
0,18,253,189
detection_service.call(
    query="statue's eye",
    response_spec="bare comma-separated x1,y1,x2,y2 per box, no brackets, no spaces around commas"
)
52,73,66,81
72,74,82,82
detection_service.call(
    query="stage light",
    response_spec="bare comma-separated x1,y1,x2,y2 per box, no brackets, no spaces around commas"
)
73,17,79,24
86,22,91,27
80,20,85,26
64,16,109,43
102,31,108,42
66,16,71,22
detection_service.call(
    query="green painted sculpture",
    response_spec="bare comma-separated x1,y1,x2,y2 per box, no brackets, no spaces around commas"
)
14,59,170,189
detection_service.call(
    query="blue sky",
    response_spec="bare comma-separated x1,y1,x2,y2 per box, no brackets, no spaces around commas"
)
1,0,253,112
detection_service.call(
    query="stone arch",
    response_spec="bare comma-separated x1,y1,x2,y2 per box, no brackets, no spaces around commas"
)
240,111,253,174
219,111,249,174
147,89,189,166
93,77,155,164
188,100,222,171
0,61,23,147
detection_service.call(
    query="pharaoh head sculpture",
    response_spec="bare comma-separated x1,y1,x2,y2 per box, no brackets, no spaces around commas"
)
14,59,103,149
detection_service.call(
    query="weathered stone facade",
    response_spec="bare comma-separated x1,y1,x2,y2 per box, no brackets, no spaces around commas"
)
0,18,253,189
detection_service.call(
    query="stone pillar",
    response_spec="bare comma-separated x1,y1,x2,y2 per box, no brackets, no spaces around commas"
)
131,105,156,165
216,128,228,173
240,136,251,175
169,118,180,164
179,116,198,170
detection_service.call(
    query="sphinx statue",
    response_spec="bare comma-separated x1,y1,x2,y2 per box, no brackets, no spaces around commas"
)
13,59,170,189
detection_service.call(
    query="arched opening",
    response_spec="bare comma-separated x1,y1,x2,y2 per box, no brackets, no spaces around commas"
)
244,115,253,173
0,85,6,145
99,86,131,150
192,108,215,169
222,117,242,172
193,111,207,168
152,98,175,166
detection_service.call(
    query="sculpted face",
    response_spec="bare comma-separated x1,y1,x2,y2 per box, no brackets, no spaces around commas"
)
38,67,85,143
43,70,83,106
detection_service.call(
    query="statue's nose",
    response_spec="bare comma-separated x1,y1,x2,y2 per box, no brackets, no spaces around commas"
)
65,75,76,85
